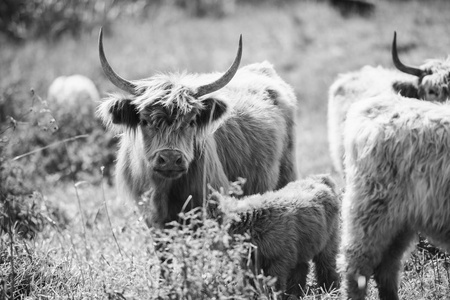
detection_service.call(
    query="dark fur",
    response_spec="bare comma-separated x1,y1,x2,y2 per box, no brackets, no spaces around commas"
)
109,99,140,127
392,81,419,99
208,174,341,298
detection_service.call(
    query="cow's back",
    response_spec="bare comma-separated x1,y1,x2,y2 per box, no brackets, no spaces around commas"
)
214,62,297,194
328,66,414,175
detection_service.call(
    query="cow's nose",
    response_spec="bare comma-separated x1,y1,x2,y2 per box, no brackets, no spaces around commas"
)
155,150,184,170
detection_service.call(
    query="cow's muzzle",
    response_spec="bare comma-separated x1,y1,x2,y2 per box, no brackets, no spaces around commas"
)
153,149,188,179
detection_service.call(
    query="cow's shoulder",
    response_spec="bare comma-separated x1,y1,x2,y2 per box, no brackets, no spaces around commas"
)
240,61,278,79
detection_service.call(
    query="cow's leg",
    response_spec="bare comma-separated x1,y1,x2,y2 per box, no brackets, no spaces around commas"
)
264,258,294,297
143,189,169,229
313,229,340,292
285,261,309,297
374,229,415,300
271,269,288,295
341,238,375,299
341,194,405,300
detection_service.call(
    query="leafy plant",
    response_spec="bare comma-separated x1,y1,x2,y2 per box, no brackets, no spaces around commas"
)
1,90,69,239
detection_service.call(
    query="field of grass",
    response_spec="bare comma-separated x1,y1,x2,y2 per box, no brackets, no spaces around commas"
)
1,0,450,299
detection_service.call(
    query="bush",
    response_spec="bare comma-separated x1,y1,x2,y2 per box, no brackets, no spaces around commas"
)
0,0,153,41
0,89,70,239
1,0,98,41
175,0,236,18
2,88,117,185
148,208,280,299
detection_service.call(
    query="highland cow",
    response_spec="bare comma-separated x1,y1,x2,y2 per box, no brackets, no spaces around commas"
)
97,29,297,228
341,94,450,300
208,174,341,298
328,32,450,175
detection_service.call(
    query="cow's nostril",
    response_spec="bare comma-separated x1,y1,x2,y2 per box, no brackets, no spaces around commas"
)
176,157,183,166
158,156,166,165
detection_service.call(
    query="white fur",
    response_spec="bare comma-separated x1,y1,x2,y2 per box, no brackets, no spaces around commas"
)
340,94,450,300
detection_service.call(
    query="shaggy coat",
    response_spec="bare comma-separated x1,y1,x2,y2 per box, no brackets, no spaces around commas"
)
208,174,341,298
341,95,450,300
328,66,413,175
99,61,297,228
328,47,450,175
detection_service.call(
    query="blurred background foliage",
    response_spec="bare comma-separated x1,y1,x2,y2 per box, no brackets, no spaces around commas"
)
0,0,149,41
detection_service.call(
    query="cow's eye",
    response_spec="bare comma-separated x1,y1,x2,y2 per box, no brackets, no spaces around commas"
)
189,119,196,127
141,120,148,126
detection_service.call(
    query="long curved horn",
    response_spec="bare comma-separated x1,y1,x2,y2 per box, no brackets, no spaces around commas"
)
99,28,138,94
195,35,243,98
392,31,423,77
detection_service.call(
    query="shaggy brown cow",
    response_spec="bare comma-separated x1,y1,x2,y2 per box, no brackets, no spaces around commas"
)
97,29,297,228
340,94,450,300
208,174,341,299
328,32,450,175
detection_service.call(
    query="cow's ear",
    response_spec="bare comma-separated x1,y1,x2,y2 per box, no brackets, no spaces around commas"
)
393,81,419,99
110,99,140,127
197,98,228,126
98,97,140,128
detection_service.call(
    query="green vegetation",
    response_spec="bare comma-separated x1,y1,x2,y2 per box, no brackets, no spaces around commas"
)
1,0,450,299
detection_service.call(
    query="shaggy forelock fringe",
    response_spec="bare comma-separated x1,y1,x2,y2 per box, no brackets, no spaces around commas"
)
134,73,206,118
420,56,450,72
98,72,225,136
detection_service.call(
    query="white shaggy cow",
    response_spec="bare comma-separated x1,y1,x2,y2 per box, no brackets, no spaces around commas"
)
328,32,450,175
208,174,341,298
340,94,450,300
48,74,100,106
48,74,100,120
97,29,297,228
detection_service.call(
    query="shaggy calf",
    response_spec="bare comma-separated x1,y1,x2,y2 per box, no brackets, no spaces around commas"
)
328,32,450,175
208,174,341,298
341,94,450,300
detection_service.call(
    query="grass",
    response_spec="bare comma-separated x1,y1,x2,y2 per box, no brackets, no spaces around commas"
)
1,0,450,299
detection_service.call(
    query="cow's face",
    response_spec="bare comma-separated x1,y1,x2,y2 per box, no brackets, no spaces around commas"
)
97,28,242,180
417,60,450,102
392,32,450,102
106,89,227,180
